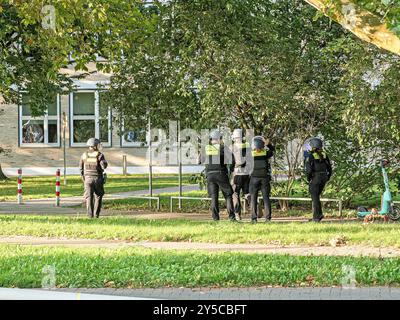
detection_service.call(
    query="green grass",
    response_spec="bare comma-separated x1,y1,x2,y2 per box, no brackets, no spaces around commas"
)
103,189,346,217
1,174,397,213
0,174,191,201
1,215,400,247
1,245,400,288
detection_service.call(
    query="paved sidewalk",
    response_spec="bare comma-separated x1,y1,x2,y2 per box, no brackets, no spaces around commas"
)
0,288,151,300
38,287,400,300
0,184,200,214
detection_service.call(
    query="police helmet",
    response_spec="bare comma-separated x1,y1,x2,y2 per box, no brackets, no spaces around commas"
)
209,130,222,141
252,136,265,150
309,137,323,150
231,129,243,140
87,138,101,148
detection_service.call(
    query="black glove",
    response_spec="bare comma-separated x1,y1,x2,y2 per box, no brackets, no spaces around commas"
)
103,173,107,185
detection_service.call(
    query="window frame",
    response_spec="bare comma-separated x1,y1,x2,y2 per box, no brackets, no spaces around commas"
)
18,94,61,148
69,90,112,147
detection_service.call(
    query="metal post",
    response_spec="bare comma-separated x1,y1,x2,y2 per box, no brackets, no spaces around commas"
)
178,120,182,210
63,112,67,186
17,168,22,204
55,169,61,207
148,118,153,208
122,155,127,176
339,199,343,219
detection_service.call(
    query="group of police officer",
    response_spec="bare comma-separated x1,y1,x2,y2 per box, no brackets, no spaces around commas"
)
201,130,332,223
79,133,332,222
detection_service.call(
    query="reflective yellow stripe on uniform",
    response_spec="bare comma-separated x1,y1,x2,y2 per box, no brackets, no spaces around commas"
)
312,151,326,160
252,149,267,157
205,144,220,156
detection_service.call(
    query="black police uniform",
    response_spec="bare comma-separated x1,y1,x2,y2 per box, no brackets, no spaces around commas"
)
79,150,108,218
249,144,275,222
305,150,332,221
202,143,235,221
230,142,251,218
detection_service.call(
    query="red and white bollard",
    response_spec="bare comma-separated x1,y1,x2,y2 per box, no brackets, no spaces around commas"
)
55,169,61,207
17,168,22,204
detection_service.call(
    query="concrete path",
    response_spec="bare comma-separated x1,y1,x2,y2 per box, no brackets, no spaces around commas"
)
1,236,399,257
0,288,151,300
0,184,200,214
19,287,400,300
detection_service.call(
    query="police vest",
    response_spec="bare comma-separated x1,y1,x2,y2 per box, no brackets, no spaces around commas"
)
82,151,102,176
311,151,329,174
205,144,227,173
251,149,271,177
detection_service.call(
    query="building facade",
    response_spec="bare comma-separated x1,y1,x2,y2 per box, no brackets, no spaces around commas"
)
0,67,201,176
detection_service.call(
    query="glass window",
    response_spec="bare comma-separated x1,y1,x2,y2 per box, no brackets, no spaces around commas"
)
22,120,45,143
47,99,58,116
21,95,32,116
70,91,111,147
19,94,60,147
73,120,96,143
73,93,95,115
99,119,110,144
48,120,58,143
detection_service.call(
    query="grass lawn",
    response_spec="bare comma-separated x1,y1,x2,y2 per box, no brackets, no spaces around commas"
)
0,174,191,201
1,245,400,288
1,174,397,214
103,189,349,217
1,215,400,247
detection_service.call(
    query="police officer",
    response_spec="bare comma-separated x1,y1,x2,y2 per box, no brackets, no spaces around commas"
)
305,137,332,222
249,136,275,223
79,138,108,218
230,129,251,220
200,130,235,221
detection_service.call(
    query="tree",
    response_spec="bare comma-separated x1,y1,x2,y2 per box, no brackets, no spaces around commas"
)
107,0,400,208
106,0,350,206
0,0,153,179
304,0,400,55
298,18,400,205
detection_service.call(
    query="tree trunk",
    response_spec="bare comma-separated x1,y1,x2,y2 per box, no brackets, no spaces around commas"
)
304,0,400,56
0,163,8,180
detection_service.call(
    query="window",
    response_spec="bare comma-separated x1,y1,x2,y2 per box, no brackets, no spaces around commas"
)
19,94,60,147
70,91,112,147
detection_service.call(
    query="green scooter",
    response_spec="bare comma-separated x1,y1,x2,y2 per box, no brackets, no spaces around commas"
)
357,160,400,221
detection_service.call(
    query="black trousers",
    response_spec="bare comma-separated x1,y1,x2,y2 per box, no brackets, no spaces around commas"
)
84,176,105,218
231,174,250,215
249,176,271,221
309,173,329,220
206,171,234,220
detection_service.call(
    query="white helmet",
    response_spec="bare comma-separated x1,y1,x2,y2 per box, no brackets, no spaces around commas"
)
232,129,243,140
209,129,222,141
